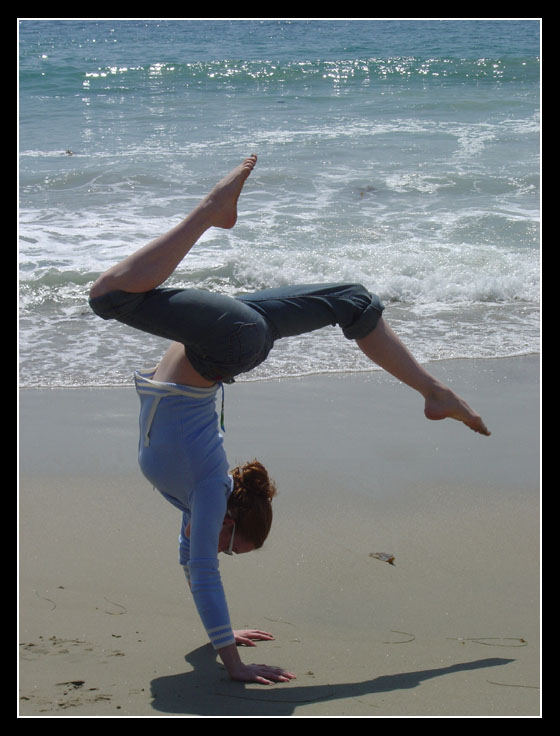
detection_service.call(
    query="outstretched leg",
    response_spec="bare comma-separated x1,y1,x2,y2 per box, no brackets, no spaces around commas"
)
356,318,490,436
89,154,258,299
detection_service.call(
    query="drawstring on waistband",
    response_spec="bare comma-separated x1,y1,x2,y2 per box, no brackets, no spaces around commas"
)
220,382,226,433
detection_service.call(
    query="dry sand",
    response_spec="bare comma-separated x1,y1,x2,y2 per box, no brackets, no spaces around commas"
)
19,356,540,717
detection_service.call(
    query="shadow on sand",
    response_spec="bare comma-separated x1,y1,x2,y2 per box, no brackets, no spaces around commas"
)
150,644,514,716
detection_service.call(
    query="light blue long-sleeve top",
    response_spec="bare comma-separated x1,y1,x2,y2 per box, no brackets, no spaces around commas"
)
134,368,235,650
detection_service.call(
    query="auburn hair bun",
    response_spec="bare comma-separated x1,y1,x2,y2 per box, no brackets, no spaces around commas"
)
231,460,277,501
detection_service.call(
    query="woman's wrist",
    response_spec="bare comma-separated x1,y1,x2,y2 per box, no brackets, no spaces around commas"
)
217,642,243,677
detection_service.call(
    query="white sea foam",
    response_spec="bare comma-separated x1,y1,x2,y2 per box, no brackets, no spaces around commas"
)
19,19,540,386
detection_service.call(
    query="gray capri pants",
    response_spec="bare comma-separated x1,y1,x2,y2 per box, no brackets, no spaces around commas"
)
89,283,384,383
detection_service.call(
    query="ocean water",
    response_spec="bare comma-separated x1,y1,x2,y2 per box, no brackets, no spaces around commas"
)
19,19,540,387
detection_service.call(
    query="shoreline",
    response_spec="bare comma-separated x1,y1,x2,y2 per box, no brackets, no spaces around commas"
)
19,355,541,716
18,351,541,391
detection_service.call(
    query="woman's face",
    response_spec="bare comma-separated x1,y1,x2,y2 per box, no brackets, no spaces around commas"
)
184,517,255,555
218,517,256,555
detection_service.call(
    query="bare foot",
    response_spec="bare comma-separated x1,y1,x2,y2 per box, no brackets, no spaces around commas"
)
424,385,490,436
201,154,258,229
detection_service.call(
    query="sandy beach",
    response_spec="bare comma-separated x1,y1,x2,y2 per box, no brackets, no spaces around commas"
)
19,355,541,717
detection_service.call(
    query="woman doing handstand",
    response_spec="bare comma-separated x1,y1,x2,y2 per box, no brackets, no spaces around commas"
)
89,154,490,685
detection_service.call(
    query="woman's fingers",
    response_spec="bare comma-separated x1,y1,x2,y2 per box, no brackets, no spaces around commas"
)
232,662,296,685
237,637,257,647
247,630,275,640
234,629,275,646
253,664,297,683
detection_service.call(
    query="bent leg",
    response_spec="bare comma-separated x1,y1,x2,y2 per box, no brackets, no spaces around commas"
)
89,155,257,299
88,156,260,386
357,318,490,436
240,283,489,435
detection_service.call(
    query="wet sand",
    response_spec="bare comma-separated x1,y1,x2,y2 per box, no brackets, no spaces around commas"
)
19,356,540,716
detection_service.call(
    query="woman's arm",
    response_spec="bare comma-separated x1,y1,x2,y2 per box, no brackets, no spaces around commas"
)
187,483,296,684
187,488,236,650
